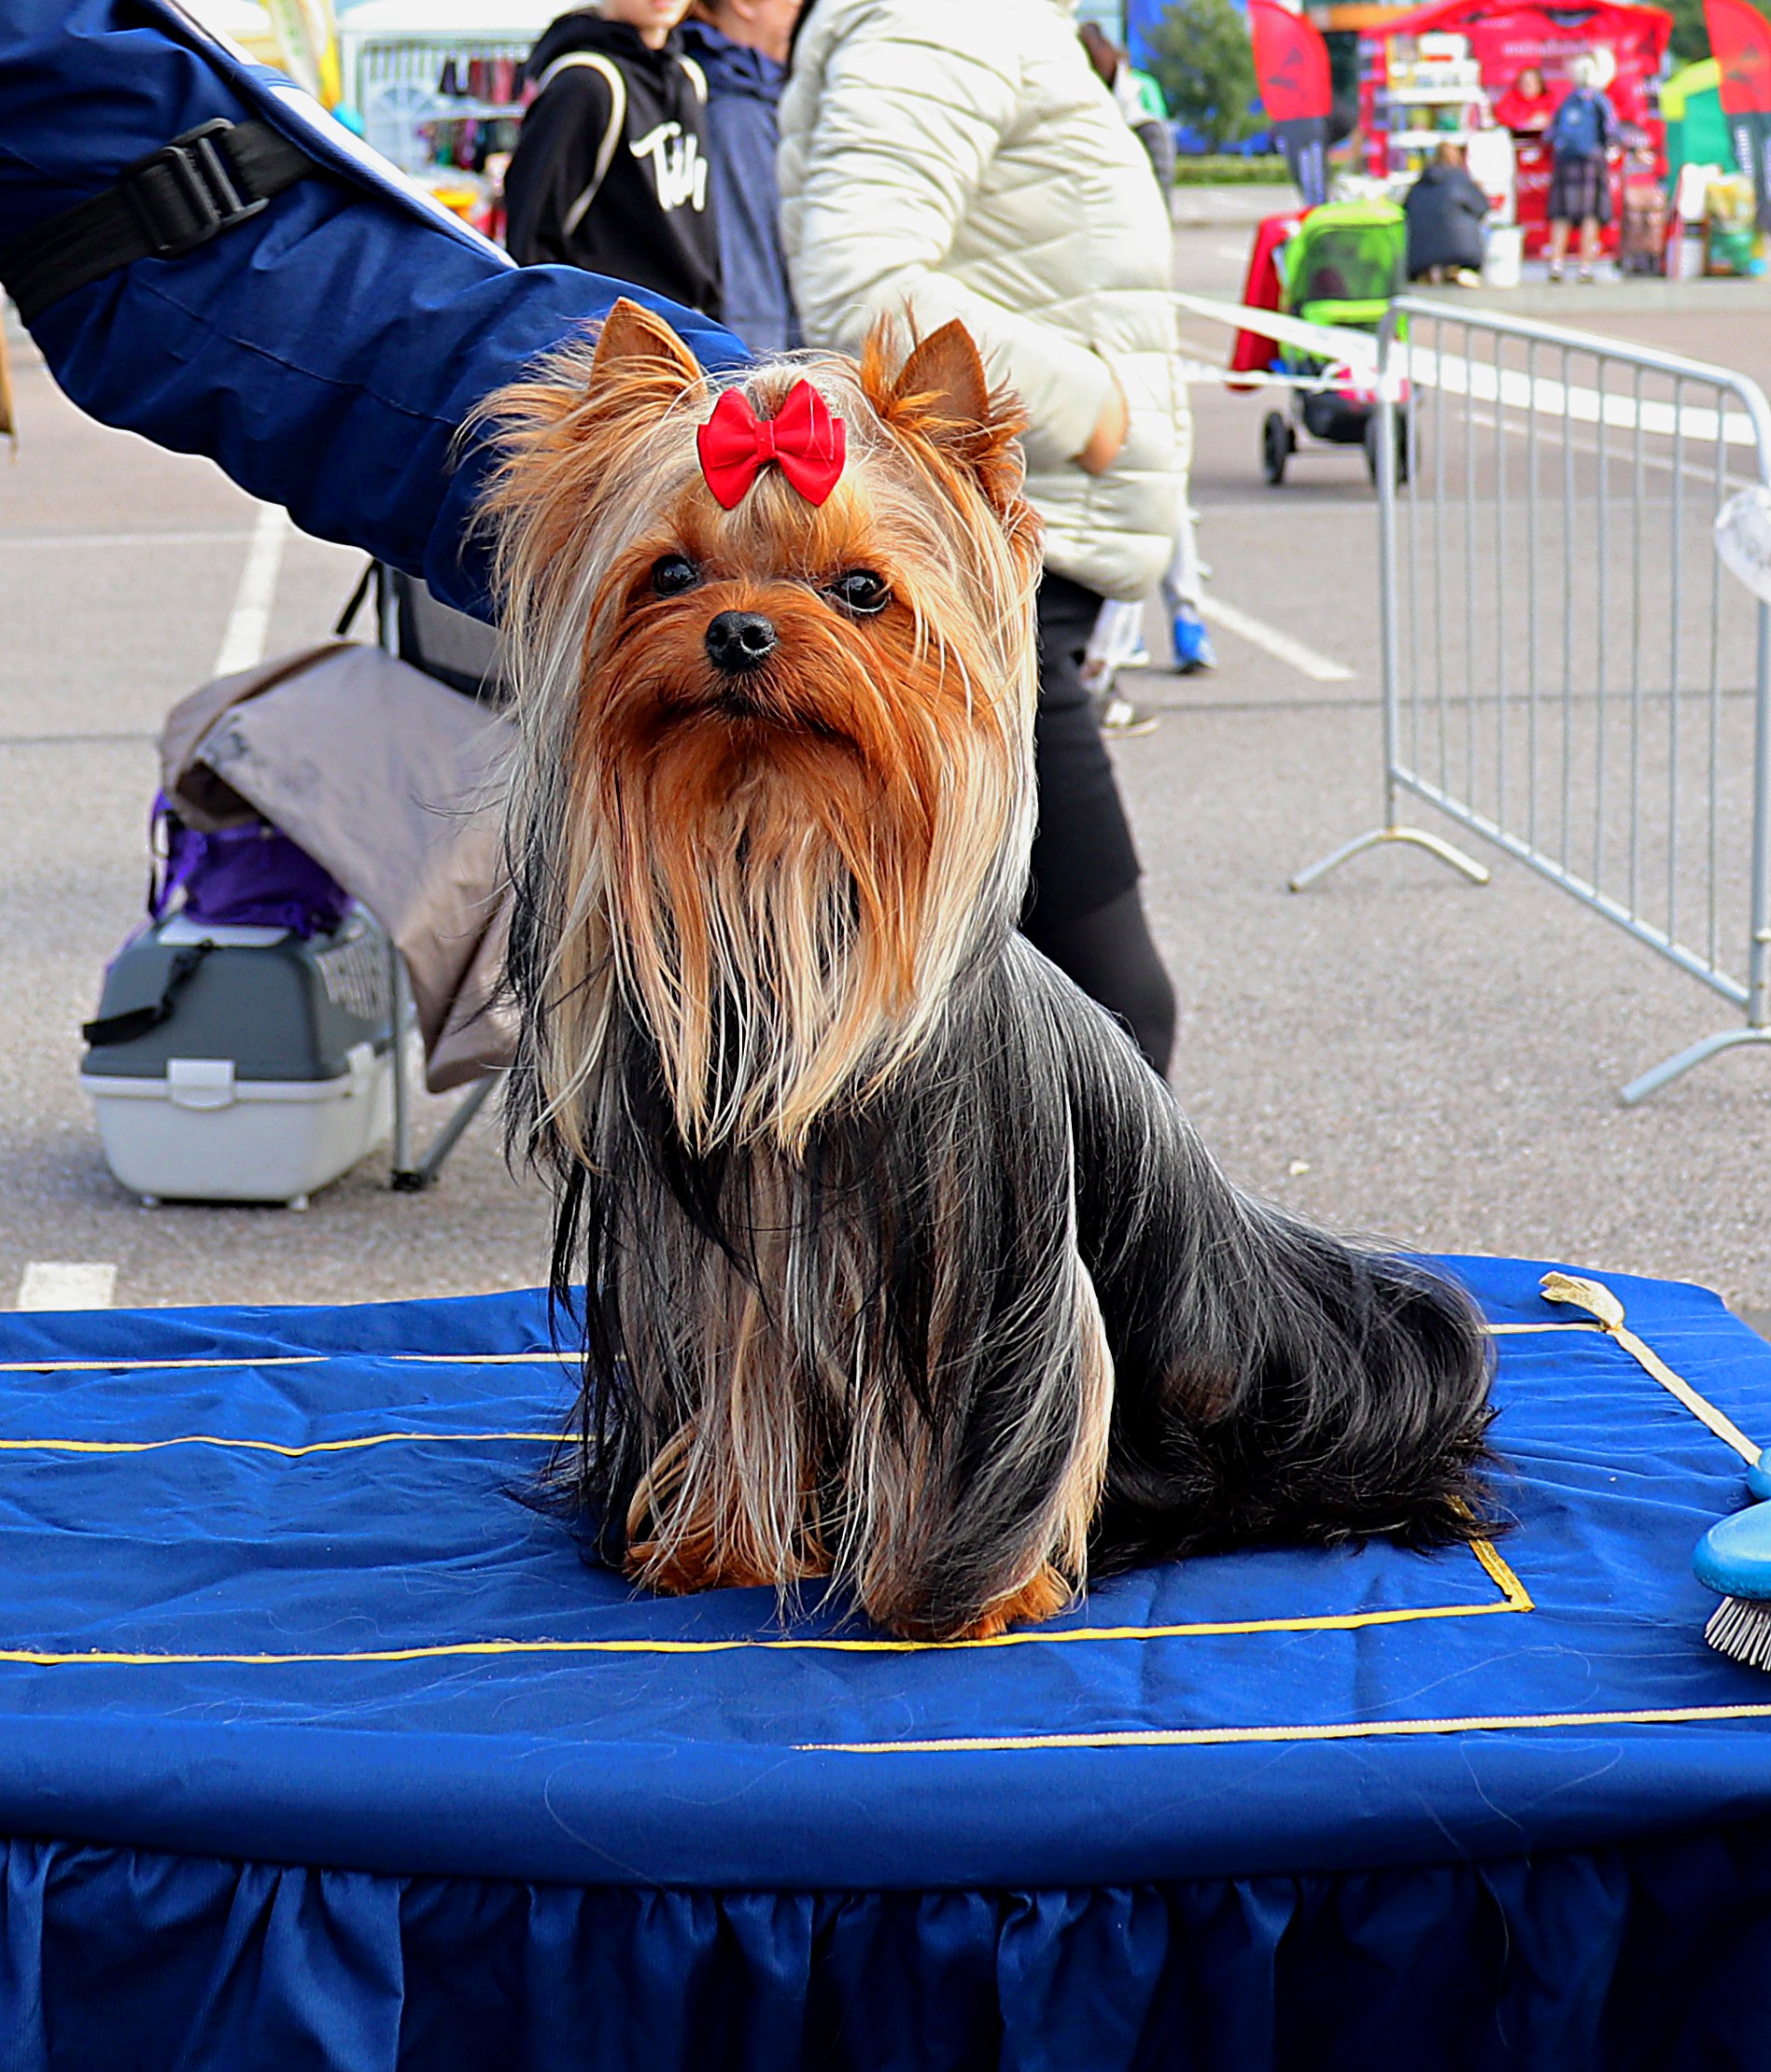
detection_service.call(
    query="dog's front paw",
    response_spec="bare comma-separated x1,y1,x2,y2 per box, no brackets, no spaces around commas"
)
626,1533,794,1595
953,1561,1075,1641
625,1528,833,1598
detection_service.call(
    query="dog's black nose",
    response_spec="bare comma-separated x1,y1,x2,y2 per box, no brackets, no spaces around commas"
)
705,610,778,674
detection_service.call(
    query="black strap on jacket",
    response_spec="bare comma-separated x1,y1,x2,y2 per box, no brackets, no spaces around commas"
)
0,119,318,325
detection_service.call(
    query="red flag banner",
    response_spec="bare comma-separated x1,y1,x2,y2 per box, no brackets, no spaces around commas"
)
1249,0,1332,203
1708,0,1771,116
1705,0,1771,229
1248,0,1333,124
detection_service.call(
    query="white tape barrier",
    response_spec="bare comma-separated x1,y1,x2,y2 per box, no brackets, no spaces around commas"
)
1174,293,1383,372
1175,358,1336,393
1172,293,1761,449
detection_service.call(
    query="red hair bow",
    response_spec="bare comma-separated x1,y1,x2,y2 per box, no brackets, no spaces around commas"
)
696,381,846,510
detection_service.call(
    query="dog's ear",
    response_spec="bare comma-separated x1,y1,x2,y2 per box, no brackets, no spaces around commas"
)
863,319,1026,515
474,298,702,456
893,321,992,430
588,297,704,393
473,299,709,591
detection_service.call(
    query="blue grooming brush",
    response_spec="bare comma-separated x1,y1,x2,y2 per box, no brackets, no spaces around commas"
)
1694,1485,1771,1670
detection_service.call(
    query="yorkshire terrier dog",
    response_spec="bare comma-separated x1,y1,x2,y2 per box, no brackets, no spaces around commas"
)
482,300,1495,1641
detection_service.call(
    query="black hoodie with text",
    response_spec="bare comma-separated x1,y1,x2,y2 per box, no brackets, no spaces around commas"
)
504,10,722,316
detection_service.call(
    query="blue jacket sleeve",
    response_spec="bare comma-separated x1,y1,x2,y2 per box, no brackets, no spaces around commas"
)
0,0,750,617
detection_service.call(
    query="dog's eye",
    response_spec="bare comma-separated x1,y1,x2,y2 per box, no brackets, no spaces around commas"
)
827,570,891,616
651,554,700,597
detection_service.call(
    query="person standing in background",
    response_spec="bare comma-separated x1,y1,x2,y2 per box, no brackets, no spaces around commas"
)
1545,53,1618,284
1078,21,1174,190
680,0,802,352
504,0,722,316
1077,17,1214,702
780,0,1182,1077
1495,63,1555,136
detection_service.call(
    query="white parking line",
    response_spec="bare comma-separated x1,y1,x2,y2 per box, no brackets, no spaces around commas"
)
211,502,289,677
16,1263,117,1311
1461,407,1758,492
0,529,252,550
1198,597,1356,682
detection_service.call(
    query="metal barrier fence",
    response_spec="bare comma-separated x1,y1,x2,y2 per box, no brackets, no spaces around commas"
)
1291,297,1771,1104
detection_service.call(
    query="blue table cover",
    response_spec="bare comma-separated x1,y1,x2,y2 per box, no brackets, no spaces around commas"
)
1,1253,1769,2070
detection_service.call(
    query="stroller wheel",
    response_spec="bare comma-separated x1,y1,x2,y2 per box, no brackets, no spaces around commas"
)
1262,411,1291,485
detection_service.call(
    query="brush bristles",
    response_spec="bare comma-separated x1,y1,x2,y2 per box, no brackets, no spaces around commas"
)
1706,1595,1771,1670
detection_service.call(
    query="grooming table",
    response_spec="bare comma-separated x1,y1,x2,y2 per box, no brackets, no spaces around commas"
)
2,1255,1770,2070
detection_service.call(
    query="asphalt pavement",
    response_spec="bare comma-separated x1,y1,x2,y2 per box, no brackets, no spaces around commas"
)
0,301,552,1309
5,226,1771,1320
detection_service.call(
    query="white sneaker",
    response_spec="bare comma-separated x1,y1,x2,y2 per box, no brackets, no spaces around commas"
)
1100,694,1160,737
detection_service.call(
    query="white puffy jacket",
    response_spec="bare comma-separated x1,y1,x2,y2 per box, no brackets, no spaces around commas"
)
777,0,1186,600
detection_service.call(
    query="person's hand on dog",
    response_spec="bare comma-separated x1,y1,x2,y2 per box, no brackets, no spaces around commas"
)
1075,374,1128,474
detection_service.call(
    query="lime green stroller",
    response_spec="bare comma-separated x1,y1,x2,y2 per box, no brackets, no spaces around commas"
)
1258,200,1411,488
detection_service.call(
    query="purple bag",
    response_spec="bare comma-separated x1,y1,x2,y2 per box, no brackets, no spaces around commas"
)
148,793,352,939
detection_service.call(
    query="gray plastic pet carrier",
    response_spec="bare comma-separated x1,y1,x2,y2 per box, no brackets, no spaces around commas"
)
80,908,395,1207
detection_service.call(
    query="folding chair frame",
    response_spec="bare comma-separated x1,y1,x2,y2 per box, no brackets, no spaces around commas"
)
338,561,503,1192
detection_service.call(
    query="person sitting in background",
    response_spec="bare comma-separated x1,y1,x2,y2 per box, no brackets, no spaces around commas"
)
1495,64,1555,135
1403,141,1489,286
503,0,722,317
680,0,802,352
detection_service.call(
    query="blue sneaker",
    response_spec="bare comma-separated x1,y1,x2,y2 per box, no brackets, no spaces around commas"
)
1172,605,1216,674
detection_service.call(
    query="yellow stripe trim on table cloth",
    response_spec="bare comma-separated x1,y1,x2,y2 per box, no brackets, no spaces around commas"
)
1539,1271,1764,1463
0,1430,571,1460
0,1321,1597,1377
800,1273,1771,1745
0,1352,577,1374
0,1540,1531,1666
799,1700,1771,1755
0,1271,1750,1667
0,1321,1609,1468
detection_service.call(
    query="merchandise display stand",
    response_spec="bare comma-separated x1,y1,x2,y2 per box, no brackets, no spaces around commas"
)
336,0,546,229
1377,39,1492,184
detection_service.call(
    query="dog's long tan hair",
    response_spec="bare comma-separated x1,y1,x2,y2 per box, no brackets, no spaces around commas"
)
481,302,1041,1157
475,305,1496,1645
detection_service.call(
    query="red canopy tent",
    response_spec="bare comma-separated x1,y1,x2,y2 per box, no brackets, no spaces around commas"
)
1360,0,1672,255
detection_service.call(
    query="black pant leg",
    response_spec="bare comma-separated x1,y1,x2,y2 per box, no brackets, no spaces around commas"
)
1021,572,1177,1077
1024,572,1140,929
1025,886,1177,1079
